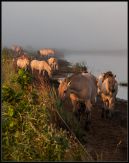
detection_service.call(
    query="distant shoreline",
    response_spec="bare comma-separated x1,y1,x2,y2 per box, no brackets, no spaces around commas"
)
119,82,128,87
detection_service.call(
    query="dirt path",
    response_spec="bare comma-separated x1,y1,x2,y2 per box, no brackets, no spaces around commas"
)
54,76,127,161
83,98,127,161
62,97,127,161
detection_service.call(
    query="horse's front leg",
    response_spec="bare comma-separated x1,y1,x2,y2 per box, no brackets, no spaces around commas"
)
39,69,42,75
70,95,80,121
101,98,109,119
70,93,78,112
71,99,77,113
108,98,115,118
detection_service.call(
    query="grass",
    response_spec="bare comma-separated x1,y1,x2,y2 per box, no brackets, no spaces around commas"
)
1,47,93,161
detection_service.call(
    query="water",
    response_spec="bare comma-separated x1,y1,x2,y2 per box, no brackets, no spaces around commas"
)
64,52,128,100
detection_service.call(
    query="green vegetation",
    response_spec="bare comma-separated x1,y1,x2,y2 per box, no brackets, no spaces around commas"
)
1,48,93,161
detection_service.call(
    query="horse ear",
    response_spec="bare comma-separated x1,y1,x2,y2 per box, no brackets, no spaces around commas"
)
58,79,63,84
67,81,71,87
58,78,65,84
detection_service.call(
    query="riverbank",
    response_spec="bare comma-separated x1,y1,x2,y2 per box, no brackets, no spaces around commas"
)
51,58,127,161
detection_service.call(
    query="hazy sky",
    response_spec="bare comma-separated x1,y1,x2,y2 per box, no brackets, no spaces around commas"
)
2,2,127,51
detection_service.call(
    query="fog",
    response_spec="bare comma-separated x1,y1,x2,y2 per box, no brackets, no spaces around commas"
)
2,2,127,52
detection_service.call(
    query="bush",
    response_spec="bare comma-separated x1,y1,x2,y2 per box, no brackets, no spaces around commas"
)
2,85,23,104
72,62,88,73
17,69,33,89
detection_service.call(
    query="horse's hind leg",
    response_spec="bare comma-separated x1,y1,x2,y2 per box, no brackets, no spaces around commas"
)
84,100,92,130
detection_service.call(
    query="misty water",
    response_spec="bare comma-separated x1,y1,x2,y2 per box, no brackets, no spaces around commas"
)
63,52,127,100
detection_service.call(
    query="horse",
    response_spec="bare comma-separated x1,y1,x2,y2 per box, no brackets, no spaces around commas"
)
11,45,23,55
47,57,59,71
30,59,52,78
16,57,30,70
97,71,118,118
12,53,30,72
37,48,55,58
58,73,98,129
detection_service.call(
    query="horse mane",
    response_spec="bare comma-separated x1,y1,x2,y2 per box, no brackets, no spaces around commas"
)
102,71,114,82
65,72,89,84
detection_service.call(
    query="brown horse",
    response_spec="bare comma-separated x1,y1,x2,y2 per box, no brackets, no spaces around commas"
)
97,71,118,118
58,73,98,129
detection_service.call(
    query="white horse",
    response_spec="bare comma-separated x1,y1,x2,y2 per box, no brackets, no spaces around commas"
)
17,57,30,70
30,59,52,77
47,57,59,71
97,71,118,118
11,45,23,55
37,48,55,58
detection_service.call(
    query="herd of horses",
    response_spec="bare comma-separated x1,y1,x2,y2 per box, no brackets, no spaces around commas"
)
11,45,58,77
11,45,118,129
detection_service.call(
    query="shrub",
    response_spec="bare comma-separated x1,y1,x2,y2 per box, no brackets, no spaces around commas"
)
72,62,88,73
2,85,23,104
14,69,33,90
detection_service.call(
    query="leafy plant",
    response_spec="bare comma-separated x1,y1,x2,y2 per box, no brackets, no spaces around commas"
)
2,85,23,104
16,69,33,90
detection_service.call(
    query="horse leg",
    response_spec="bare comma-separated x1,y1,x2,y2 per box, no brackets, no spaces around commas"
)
42,70,45,76
76,102,82,122
70,96,81,121
105,100,110,119
84,100,92,130
39,69,41,75
25,65,27,71
71,99,77,113
108,99,115,119
101,101,106,119
70,94,78,113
